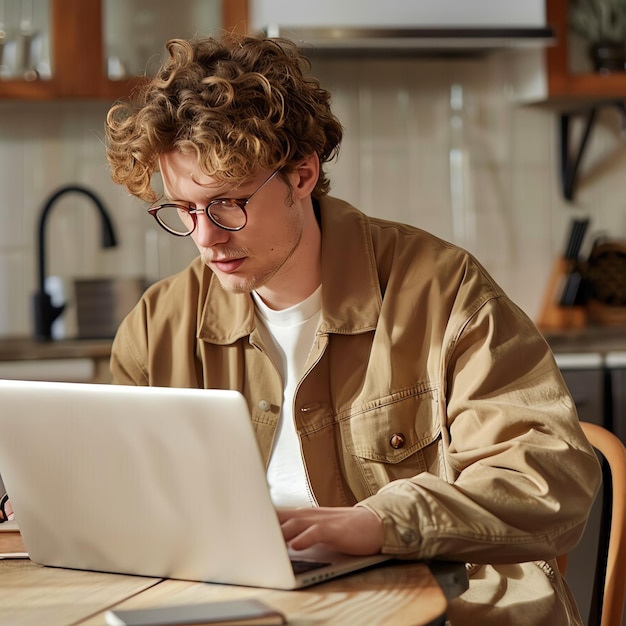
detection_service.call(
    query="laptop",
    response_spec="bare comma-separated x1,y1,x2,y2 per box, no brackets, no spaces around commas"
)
0,379,390,589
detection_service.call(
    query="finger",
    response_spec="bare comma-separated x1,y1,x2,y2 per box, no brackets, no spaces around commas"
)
276,508,303,523
280,516,317,542
286,523,326,551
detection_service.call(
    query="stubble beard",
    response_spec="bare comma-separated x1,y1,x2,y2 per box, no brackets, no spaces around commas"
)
201,228,303,296
200,248,285,295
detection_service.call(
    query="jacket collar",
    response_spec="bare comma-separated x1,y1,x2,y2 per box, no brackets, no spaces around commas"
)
198,196,382,344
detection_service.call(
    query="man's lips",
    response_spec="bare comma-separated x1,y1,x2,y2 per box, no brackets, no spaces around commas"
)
211,257,246,273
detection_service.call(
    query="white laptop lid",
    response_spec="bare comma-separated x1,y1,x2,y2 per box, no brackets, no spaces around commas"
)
0,380,388,589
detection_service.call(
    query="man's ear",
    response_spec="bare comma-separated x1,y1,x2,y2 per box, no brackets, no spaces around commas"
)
292,153,319,199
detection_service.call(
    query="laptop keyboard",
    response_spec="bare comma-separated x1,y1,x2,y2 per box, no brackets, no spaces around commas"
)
290,558,330,574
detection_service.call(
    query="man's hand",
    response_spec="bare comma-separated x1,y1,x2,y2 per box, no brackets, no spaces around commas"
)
277,506,384,555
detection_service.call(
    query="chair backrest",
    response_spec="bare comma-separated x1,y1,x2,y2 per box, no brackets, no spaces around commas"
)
557,422,626,626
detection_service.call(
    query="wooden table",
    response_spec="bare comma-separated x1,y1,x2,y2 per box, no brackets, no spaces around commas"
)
0,558,458,626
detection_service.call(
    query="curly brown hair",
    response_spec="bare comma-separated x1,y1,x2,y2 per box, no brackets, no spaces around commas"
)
105,34,343,203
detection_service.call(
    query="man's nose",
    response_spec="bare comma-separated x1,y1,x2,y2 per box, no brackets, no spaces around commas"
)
193,210,230,247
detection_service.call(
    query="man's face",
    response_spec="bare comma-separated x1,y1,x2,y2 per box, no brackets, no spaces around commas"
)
159,151,316,303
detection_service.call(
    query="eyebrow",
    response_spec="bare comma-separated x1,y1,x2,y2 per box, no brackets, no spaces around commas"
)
162,183,232,205
166,180,259,206
190,173,242,197
160,174,234,206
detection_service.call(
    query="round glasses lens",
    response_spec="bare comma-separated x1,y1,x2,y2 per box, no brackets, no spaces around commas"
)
208,200,246,230
156,205,194,235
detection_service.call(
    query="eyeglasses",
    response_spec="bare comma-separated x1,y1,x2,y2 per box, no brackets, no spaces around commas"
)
148,169,280,236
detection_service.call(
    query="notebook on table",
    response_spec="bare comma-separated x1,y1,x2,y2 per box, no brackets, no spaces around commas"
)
0,379,389,589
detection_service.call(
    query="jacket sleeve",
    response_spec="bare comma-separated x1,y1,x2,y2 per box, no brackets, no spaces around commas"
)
358,294,602,564
110,263,208,388
110,301,150,386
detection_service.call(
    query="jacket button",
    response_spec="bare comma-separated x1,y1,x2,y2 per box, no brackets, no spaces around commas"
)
389,433,406,449
258,400,271,412
401,529,417,544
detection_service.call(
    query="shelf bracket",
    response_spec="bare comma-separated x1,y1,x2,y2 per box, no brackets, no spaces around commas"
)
560,107,597,202
560,102,626,203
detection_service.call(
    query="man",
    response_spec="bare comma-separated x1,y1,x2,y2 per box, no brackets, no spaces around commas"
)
105,34,600,624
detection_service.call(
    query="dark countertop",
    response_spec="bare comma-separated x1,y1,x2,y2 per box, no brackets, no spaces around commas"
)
0,336,113,361
542,326,626,355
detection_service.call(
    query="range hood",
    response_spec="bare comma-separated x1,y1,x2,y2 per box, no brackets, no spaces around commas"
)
263,25,555,57
253,0,554,57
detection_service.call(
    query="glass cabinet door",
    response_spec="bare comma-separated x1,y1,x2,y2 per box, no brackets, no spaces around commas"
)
0,0,51,80
103,0,221,80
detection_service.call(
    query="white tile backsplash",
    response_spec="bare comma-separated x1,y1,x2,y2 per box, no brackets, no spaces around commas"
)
1,52,625,337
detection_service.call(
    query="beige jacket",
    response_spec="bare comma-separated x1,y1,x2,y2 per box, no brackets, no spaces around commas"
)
111,196,601,625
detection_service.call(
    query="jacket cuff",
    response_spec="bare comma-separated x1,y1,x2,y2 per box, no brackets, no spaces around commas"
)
355,481,429,555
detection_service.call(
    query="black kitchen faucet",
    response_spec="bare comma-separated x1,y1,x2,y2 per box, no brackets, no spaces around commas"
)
33,185,118,341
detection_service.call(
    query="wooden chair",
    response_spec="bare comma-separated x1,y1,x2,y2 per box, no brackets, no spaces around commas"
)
557,422,626,626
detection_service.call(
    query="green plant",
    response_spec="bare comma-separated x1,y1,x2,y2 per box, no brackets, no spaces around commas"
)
570,0,626,43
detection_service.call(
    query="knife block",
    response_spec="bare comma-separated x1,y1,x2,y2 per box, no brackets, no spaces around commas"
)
536,257,587,331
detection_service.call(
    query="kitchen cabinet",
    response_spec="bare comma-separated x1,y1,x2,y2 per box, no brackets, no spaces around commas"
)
545,0,626,101
554,352,606,626
549,338,626,626
0,0,248,100
545,326,626,445
606,352,626,444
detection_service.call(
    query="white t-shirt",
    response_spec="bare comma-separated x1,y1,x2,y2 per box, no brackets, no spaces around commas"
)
252,286,322,508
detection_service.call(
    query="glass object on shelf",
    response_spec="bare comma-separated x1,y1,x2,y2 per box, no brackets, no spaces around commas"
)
0,0,50,80
568,31,596,76
568,0,626,75
103,0,221,80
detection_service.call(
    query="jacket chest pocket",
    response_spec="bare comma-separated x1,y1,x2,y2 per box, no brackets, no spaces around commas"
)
339,387,441,493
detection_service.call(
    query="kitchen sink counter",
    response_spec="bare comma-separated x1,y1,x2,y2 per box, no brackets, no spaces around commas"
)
0,337,113,383
0,327,623,372
0,336,112,362
3,329,623,361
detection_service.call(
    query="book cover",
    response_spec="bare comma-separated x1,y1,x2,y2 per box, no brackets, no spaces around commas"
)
0,519,27,555
105,598,287,626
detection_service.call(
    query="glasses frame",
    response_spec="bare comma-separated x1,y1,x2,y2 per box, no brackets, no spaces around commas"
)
148,168,281,236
